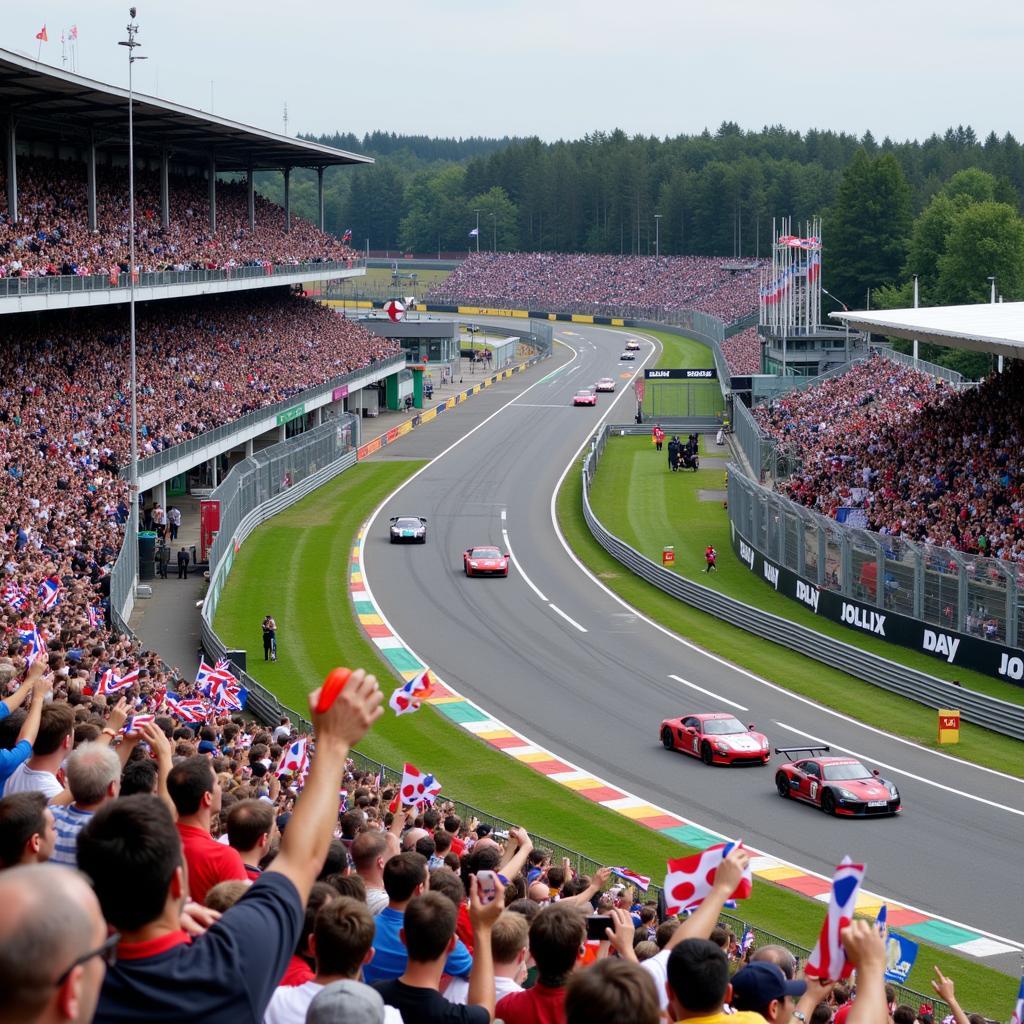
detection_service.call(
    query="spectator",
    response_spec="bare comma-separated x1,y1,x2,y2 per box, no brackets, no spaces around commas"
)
167,754,248,904
751,944,799,980
565,958,661,1024
444,910,530,1006
307,980,391,1024
0,863,110,1024
730,961,808,1024
48,741,121,867
265,895,402,1024
352,830,397,916
372,879,505,1024
226,797,277,881
3,702,73,802
0,791,56,867
0,661,49,792
363,851,473,984
76,668,383,1021
205,879,252,911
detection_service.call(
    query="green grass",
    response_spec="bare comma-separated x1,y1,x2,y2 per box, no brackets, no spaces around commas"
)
212,459,1016,1012
644,328,717,370
318,266,453,297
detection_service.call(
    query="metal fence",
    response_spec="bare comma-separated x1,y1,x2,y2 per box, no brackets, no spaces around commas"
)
109,514,138,631
0,259,365,300
126,354,404,478
582,424,1024,740
729,469,1024,652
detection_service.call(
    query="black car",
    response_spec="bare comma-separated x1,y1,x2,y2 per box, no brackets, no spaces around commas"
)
389,516,427,543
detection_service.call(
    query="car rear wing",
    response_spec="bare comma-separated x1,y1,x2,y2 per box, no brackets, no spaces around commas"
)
775,745,830,758
390,516,427,523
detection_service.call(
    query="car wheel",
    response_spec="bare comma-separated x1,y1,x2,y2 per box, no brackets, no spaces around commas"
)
661,727,674,750
700,741,714,765
775,772,790,798
419,537,426,544
821,790,837,816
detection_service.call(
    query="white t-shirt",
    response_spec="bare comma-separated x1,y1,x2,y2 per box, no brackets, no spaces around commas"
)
442,973,523,1006
2,763,63,800
641,949,671,1012
263,981,403,1024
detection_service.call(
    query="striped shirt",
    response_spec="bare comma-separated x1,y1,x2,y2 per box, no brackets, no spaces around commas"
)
49,804,93,867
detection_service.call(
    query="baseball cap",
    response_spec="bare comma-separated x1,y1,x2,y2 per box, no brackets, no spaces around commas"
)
731,961,807,1009
307,979,385,1024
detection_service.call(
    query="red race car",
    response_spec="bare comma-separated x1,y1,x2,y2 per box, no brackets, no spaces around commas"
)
660,713,770,766
774,747,901,816
573,388,597,406
463,545,510,577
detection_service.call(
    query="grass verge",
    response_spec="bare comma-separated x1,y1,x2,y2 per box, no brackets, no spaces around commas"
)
213,459,1014,1011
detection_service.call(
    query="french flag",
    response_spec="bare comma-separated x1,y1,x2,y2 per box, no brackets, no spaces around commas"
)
805,857,866,980
663,841,752,916
38,576,61,610
611,867,651,892
276,738,310,778
389,669,434,716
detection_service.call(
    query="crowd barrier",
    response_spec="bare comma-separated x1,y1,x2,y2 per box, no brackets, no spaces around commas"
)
582,424,1024,739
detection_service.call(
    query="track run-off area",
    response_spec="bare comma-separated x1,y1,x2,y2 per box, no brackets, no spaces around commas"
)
357,318,1024,976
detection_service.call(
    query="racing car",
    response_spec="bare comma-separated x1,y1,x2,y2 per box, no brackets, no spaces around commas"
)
573,388,598,406
774,747,901,816
660,713,770,765
625,339,641,351
619,350,636,361
594,377,616,392
389,516,427,543
463,546,510,577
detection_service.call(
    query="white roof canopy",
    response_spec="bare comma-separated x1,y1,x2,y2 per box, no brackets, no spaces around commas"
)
829,303,1024,361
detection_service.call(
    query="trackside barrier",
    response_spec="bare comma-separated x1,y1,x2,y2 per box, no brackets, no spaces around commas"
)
582,424,1024,741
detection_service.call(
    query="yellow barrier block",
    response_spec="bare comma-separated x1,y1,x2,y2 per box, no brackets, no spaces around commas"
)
612,318,625,326
419,408,437,423
571,314,595,324
397,421,413,437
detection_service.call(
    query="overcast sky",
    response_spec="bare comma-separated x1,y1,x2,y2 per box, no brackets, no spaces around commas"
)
6,1,1023,146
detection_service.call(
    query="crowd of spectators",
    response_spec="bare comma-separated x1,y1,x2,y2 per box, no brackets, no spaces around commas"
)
0,663,973,1024
427,252,762,325
754,356,1024,563
722,327,762,375
1,292,399,705
0,156,359,279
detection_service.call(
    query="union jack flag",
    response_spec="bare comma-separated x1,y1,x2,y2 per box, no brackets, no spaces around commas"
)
164,692,210,723
611,867,651,892
38,576,61,610
2,582,28,610
195,657,235,693
95,666,139,695
16,622,47,664
124,713,155,734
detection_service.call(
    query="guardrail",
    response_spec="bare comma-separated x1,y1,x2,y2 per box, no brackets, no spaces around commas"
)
0,259,365,299
582,424,1024,740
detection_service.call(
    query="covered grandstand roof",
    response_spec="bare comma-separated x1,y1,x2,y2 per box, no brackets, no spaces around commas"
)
830,303,1024,362
0,48,371,171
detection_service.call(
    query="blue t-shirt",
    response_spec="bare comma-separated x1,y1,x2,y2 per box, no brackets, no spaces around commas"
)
94,870,302,1024
0,703,32,794
363,905,473,984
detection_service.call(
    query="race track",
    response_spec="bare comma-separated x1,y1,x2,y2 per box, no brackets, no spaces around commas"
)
362,321,1024,971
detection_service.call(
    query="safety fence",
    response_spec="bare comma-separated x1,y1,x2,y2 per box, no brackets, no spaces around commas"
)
582,424,1024,739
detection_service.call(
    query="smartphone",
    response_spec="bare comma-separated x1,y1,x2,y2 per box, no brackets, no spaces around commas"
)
476,870,498,905
586,915,612,942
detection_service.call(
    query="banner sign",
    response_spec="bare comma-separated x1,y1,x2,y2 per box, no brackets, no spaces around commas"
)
332,385,350,401
883,934,919,984
644,368,718,380
276,404,305,426
730,523,1024,685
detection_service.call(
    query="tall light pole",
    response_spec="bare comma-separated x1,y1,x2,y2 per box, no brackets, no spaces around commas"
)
474,209,480,254
989,275,1002,372
654,213,661,258
119,8,146,567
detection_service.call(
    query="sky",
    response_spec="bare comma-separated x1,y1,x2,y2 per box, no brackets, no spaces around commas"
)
5,1,1024,147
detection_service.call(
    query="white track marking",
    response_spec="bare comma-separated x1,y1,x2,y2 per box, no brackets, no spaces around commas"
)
773,722,1024,817
546,343,1024,790
669,674,748,711
500,509,507,521
502,528,548,602
548,603,588,633
567,365,582,374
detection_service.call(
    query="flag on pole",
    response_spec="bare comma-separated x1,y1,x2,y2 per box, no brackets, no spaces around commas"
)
69,25,78,40
342,228,353,243
663,841,752,916
1009,972,1023,1024
276,738,310,778
469,228,479,237
610,867,651,892
805,857,866,981
36,25,48,42
398,762,441,807
389,669,434,716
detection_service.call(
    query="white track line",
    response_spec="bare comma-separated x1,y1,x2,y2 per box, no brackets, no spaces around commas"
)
502,528,548,602
669,674,748,711
773,722,1024,817
546,347,1024,790
548,603,587,633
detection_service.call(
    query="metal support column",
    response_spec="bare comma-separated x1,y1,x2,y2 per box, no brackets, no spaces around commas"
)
247,166,255,231
245,438,254,458
208,155,216,234
210,456,218,488
160,149,170,229
5,116,17,224
87,134,97,231
283,167,291,232
317,166,325,231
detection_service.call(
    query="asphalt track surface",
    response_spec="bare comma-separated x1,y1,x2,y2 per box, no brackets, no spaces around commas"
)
363,322,1024,970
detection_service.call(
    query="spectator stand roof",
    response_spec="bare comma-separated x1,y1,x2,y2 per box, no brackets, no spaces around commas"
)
830,303,1024,363
0,47,371,171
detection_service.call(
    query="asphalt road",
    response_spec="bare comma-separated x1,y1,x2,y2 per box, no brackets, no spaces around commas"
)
363,322,1024,969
